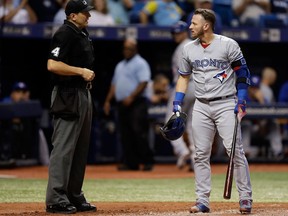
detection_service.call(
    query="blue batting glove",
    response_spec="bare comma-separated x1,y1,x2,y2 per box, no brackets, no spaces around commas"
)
173,101,182,115
234,99,246,114
234,99,247,122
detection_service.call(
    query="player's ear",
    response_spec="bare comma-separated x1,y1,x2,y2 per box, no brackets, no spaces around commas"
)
203,22,209,31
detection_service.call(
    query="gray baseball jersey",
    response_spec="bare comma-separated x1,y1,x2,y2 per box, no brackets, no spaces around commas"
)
177,34,252,207
178,34,243,99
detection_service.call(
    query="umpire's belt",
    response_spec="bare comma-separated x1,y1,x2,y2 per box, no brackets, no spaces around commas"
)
199,94,235,102
55,82,92,90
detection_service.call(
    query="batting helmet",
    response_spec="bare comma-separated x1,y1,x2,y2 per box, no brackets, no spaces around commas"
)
160,112,187,141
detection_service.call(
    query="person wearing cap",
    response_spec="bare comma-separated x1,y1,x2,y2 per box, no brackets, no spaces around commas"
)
242,74,284,160
45,0,96,214
1,82,30,103
240,75,264,158
0,82,50,167
164,21,196,171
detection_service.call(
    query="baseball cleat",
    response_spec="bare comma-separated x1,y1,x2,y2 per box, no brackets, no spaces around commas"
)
239,199,252,214
190,203,210,213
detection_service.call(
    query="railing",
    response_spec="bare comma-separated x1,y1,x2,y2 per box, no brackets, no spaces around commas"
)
148,103,288,121
1,23,288,42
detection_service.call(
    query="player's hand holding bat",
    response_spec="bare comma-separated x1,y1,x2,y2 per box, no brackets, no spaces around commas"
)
234,89,247,122
224,88,248,199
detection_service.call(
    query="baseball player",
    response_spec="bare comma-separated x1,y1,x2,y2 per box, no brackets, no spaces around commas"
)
165,21,196,171
172,9,253,214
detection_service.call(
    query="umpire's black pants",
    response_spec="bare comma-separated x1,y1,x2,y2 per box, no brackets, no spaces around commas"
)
46,87,92,206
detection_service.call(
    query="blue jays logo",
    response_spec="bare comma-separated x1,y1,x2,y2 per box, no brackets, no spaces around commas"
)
213,71,227,83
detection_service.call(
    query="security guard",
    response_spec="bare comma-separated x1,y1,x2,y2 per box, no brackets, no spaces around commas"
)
45,0,96,214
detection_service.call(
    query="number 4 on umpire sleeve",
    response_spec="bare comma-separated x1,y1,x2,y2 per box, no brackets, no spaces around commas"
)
51,47,60,57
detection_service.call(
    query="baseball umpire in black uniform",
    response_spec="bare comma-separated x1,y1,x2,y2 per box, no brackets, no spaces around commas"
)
45,0,96,214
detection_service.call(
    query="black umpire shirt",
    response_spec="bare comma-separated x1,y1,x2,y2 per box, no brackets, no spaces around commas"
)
48,20,95,88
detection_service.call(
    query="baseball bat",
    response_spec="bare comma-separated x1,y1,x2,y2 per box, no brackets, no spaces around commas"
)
223,114,238,199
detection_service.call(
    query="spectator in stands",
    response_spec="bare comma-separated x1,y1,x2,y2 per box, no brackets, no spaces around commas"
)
165,21,196,171
278,80,288,149
107,0,134,25
257,0,288,27
186,0,223,29
260,66,277,103
53,0,69,24
1,81,30,102
29,0,61,22
139,0,184,26
260,67,284,158
0,0,37,24
89,0,115,26
242,74,284,159
232,0,271,27
103,38,154,171
241,75,264,158
213,0,236,27
147,74,170,105
0,82,50,165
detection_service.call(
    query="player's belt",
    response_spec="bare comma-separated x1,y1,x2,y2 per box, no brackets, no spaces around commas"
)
208,94,235,102
198,95,235,102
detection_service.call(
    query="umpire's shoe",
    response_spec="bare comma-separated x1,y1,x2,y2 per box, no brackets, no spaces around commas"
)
46,202,77,214
190,203,210,213
75,202,97,212
239,199,252,214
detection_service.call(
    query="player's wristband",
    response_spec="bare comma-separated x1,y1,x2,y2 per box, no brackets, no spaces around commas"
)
174,92,185,103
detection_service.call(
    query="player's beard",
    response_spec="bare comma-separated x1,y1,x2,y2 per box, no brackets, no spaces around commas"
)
192,28,205,40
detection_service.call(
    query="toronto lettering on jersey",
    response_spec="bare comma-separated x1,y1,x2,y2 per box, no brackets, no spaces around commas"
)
192,59,229,70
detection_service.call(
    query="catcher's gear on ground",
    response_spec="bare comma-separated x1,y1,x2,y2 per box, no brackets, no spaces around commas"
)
160,112,187,141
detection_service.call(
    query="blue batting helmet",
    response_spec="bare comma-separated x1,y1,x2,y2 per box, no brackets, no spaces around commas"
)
171,21,188,34
160,112,187,141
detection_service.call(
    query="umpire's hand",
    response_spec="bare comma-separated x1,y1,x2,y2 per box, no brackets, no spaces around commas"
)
82,68,95,81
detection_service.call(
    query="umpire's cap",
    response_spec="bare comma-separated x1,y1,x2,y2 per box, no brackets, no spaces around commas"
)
65,0,94,16
160,112,187,141
171,21,188,34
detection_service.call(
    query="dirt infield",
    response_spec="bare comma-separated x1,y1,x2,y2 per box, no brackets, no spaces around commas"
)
0,164,288,216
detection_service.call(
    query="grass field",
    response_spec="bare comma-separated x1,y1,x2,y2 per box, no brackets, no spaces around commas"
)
1,172,287,203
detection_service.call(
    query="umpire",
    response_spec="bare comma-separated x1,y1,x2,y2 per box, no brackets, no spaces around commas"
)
45,0,96,214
